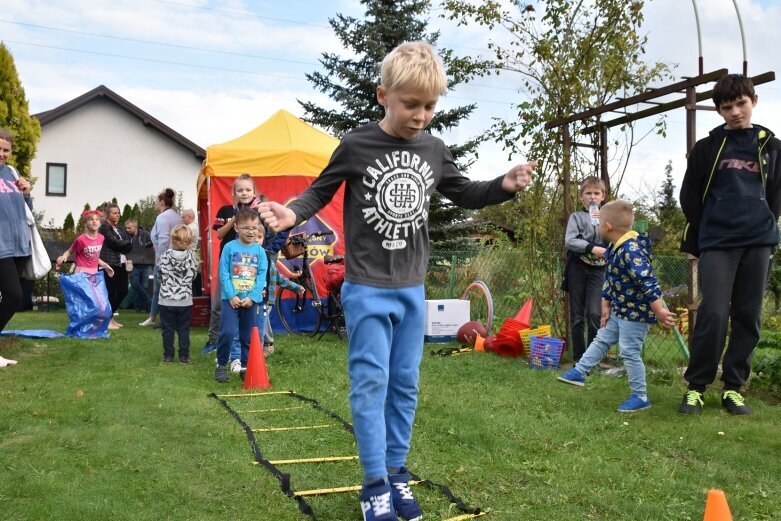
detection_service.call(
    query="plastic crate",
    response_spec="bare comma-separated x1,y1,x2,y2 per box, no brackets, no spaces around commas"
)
528,335,566,370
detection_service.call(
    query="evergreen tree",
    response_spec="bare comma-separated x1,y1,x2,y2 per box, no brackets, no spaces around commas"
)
0,43,42,178
122,204,133,223
63,212,75,232
299,0,492,251
83,203,91,211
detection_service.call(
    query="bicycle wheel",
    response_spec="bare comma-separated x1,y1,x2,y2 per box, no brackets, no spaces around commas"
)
323,291,348,342
276,285,322,336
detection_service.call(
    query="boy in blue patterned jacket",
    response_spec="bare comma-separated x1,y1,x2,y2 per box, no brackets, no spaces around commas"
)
558,200,676,412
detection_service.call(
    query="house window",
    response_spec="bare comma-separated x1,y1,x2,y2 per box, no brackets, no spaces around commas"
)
46,163,67,196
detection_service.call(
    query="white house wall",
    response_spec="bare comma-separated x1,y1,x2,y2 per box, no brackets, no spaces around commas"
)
30,97,202,227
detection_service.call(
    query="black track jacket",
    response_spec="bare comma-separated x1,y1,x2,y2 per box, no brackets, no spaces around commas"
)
679,123,781,257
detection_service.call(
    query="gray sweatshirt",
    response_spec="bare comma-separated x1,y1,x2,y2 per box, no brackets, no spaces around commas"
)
288,123,514,288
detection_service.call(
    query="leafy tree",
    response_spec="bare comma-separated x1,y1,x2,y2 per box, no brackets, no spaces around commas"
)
444,0,671,252
299,0,492,251
0,43,41,178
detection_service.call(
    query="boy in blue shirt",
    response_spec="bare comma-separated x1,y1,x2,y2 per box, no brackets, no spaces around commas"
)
558,200,676,412
260,41,534,521
213,208,268,383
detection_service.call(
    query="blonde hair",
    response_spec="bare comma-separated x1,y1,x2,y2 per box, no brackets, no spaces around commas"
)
579,176,606,195
170,224,193,250
232,173,256,196
599,200,634,231
380,41,447,96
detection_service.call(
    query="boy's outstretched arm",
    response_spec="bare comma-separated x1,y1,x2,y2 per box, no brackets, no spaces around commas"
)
258,201,297,232
501,160,537,193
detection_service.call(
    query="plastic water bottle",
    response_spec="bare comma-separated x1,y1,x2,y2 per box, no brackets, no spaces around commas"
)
589,202,599,225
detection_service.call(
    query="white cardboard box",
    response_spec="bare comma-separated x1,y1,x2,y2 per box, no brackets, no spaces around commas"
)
424,299,470,343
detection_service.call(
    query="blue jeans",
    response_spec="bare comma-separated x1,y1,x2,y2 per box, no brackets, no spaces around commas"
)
341,282,425,480
149,266,161,319
575,315,651,397
131,265,151,312
215,300,265,367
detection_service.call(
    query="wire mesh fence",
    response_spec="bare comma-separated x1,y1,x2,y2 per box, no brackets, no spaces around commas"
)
425,246,716,367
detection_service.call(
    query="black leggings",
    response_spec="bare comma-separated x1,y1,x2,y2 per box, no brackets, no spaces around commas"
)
0,256,27,332
104,266,129,314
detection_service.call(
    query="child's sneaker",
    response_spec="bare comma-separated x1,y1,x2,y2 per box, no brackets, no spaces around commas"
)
230,359,242,373
617,394,651,412
389,468,422,521
214,365,229,383
678,390,704,415
721,390,751,415
359,480,397,521
179,355,192,364
263,342,274,357
163,355,174,363
200,342,217,355
557,367,586,386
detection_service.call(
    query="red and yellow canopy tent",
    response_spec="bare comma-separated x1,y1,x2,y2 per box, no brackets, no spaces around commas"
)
196,110,344,317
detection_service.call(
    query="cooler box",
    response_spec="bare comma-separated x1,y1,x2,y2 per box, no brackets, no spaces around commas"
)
191,296,211,327
424,299,470,343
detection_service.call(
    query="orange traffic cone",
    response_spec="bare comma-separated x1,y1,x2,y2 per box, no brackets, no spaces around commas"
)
474,334,485,352
703,489,733,521
243,326,271,390
514,299,533,328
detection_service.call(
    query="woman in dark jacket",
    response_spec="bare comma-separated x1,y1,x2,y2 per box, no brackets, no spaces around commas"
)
99,203,132,329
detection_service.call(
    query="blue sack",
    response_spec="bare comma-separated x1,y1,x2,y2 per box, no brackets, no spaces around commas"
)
59,272,112,339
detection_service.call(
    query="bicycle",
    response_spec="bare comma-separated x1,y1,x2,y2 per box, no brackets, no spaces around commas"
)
275,231,347,341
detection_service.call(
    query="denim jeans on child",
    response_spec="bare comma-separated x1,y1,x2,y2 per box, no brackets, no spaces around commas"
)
215,300,265,368
575,315,651,397
341,281,425,480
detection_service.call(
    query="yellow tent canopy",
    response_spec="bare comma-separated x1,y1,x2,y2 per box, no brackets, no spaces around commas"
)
197,109,340,193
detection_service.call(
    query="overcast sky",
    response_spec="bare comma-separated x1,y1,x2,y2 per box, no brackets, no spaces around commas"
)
2,0,779,200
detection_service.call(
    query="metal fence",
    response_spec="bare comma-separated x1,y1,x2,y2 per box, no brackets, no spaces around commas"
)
425,247,701,366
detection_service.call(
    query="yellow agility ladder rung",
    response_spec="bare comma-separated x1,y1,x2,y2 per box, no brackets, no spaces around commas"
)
217,390,293,398
442,513,488,521
252,424,338,433
263,455,359,465
294,480,421,497
235,406,307,413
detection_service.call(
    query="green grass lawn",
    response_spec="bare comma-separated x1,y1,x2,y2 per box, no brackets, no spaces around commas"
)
1,310,780,520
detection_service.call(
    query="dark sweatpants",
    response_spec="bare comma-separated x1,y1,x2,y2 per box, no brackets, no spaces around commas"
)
567,260,605,362
684,246,772,391
159,305,193,359
104,266,129,314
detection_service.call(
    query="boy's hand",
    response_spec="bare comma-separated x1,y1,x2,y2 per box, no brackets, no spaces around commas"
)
501,160,537,193
258,201,296,232
652,301,677,329
592,246,607,259
229,296,242,309
296,286,306,296
600,299,611,328
105,266,115,278
242,297,254,308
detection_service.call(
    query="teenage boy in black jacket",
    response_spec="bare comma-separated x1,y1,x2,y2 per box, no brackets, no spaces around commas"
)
679,74,781,415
